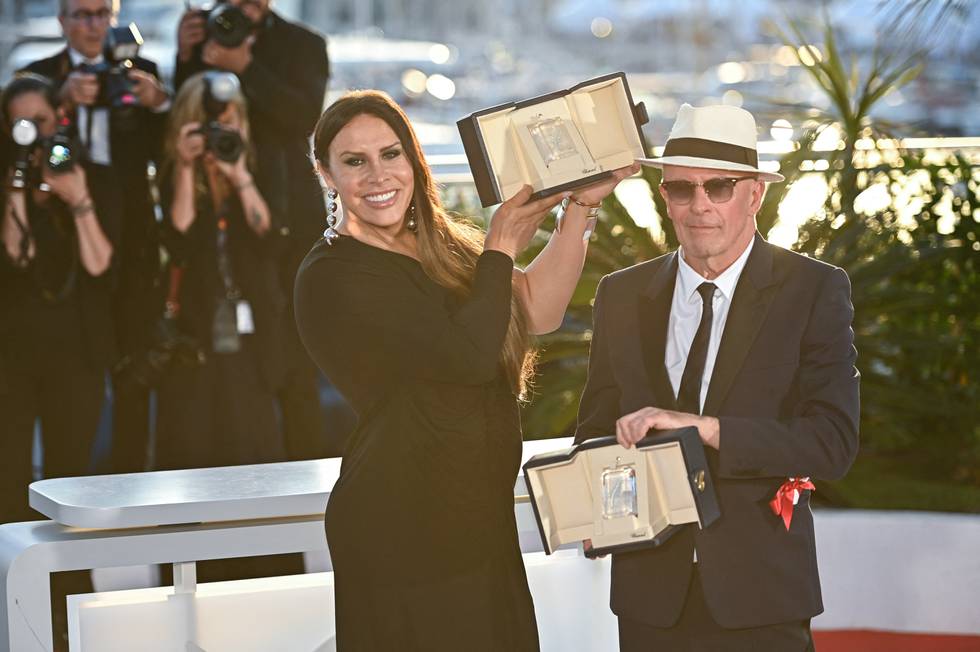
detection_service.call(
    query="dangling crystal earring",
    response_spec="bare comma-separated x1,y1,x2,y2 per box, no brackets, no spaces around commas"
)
406,202,418,232
324,188,339,245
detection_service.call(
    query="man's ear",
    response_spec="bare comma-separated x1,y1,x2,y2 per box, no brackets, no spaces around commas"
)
749,179,766,215
657,183,674,221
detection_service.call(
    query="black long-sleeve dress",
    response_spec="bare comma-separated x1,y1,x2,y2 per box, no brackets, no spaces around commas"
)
294,235,539,651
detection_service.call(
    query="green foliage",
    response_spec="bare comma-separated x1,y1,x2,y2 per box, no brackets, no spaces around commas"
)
796,152,980,484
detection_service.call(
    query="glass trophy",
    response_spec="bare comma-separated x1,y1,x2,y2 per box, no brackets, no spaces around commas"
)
601,461,638,520
526,116,580,167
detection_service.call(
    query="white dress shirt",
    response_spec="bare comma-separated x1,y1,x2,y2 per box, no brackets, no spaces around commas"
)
68,48,111,165
665,237,754,413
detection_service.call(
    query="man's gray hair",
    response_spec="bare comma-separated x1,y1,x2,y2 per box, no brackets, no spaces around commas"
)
59,0,119,17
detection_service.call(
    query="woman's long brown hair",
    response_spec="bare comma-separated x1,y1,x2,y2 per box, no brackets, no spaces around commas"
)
312,90,535,397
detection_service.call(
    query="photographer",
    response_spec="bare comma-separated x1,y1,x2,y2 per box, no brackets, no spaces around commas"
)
176,0,332,459
155,71,286,472
0,73,119,524
21,0,170,474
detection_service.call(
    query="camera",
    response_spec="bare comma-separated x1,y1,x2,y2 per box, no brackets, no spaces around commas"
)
112,312,205,390
199,3,253,48
7,118,76,189
193,72,244,162
76,23,144,109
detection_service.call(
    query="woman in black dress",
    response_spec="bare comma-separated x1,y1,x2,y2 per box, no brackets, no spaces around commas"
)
154,71,286,471
295,90,637,650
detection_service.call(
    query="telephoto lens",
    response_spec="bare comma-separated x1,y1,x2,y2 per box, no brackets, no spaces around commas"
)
205,4,252,48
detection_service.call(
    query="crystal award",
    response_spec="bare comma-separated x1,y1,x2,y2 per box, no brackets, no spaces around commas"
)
601,462,638,519
526,116,580,167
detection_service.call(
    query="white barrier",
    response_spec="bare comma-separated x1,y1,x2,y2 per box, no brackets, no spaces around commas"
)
1,438,977,650
811,509,980,635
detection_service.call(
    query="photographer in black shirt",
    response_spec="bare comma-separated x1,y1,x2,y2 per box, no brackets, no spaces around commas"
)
0,73,119,523
155,70,286,471
176,0,333,459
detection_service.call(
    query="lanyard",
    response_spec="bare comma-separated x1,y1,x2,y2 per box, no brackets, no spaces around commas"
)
204,165,241,302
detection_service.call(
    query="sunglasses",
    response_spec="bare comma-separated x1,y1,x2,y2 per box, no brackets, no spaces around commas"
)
660,177,756,205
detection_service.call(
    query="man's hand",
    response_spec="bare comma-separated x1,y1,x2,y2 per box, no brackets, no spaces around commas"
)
177,10,207,63
615,407,721,450
202,36,255,75
128,69,168,109
61,71,99,107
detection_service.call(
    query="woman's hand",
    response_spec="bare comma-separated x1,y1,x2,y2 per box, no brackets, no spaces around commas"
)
211,143,250,189
42,164,89,207
483,185,567,261
570,162,640,207
176,122,205,168
208,144,272,237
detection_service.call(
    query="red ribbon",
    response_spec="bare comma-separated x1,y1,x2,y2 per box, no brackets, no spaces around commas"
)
769,477,815,530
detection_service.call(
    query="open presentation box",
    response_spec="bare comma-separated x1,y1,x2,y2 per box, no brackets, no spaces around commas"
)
523,427,720,557
457,72,649,207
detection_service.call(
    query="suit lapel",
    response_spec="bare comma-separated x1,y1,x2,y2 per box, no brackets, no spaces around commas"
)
702,234,779,416
637,253,678,409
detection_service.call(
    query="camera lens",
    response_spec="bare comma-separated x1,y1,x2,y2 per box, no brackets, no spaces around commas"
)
48,144,71,168
206,4,252,48
210,127,243,162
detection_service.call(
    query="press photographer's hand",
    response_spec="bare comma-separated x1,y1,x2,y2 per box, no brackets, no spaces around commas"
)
202,36,255,75
176,122,205,167
484,185,567,260
177,10,207,63
210,139,248,186
61,71,99,108
42,165,89,207
128,69,168,109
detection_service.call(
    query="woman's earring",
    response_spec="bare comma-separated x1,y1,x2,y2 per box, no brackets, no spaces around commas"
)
406,202,418,232
324,188,339,245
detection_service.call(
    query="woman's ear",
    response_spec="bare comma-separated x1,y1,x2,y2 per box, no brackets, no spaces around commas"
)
314,160,334,191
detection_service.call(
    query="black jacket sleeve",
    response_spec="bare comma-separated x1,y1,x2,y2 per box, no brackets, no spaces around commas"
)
717,267,861,481
573,276,622,443
238,26,328,139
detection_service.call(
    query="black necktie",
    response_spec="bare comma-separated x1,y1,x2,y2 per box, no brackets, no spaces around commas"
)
677,282,717,415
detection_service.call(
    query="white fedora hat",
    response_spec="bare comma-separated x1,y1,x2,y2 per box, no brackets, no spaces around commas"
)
637,103,784,182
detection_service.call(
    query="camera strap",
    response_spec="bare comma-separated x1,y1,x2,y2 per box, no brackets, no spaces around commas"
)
163,263,184,319
205,165,253,343
203,165,241,300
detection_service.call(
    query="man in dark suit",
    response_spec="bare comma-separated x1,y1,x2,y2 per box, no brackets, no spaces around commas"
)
175,0,333,459
575,103,860,651
21,0,170,475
